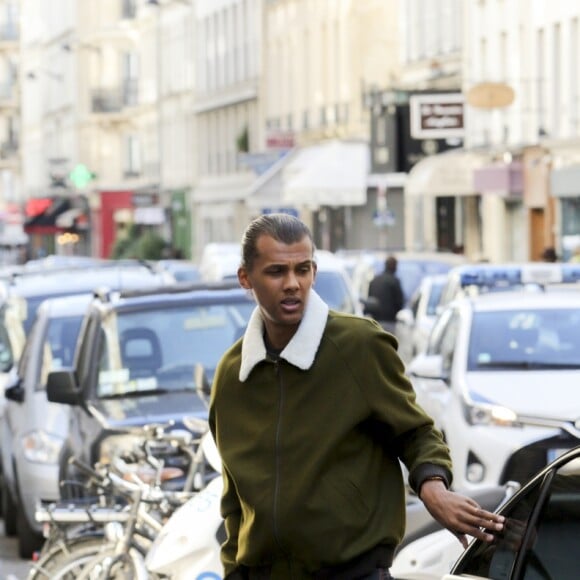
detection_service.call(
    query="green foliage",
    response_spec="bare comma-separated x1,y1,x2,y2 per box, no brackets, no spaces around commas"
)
236,126,249,153
110,224,167,260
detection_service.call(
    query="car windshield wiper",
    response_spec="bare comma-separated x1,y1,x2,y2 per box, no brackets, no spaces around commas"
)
99,388,171,399
477,360,580,370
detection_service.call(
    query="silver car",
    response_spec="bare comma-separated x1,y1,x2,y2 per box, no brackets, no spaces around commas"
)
2,294,91,558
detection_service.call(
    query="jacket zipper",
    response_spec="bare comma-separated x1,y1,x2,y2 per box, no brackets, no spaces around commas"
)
272,359,286,554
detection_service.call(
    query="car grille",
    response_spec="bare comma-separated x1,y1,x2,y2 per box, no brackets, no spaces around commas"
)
500,433,580,486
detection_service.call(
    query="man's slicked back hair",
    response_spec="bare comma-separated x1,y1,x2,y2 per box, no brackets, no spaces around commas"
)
241,213,315,271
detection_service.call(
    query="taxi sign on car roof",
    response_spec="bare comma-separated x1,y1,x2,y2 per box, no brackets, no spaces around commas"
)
456,263,580,288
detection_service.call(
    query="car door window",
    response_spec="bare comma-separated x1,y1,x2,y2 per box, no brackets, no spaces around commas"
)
454,455,580,579
426,308,453,354
38,316,83,390
439,311,459,373
453,475,545,578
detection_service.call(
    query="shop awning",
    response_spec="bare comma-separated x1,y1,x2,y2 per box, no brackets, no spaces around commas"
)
405,149,492,197
24,196,89,234
473,161,523,197
280,140,369,207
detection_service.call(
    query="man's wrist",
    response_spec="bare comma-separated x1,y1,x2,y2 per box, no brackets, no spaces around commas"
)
419,475,448,499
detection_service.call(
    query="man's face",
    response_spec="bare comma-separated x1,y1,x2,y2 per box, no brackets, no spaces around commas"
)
238,234,317,334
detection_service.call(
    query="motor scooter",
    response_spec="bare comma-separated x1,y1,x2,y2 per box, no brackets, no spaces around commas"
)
145,432,224,579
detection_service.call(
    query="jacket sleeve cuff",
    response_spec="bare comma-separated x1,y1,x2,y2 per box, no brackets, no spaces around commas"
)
409,463,452,495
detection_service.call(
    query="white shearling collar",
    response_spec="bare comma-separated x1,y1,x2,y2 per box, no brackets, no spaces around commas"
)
239,290,329,382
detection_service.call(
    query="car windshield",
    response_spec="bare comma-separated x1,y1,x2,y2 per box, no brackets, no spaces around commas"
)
96,301,254,398
314,270,355,313
39,315,84,389
467,309,580,371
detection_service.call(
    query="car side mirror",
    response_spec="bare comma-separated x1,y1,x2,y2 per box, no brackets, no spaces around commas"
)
5,374,24,403
408,353,448,382
46,369,81,405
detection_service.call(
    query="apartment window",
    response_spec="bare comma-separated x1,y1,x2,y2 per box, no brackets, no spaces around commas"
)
124,135,142,178
122,52,139,107
286,114,293,131
302,109,309,130
319,106,327,127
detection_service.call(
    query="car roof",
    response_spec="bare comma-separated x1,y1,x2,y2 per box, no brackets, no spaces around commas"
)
37,293,94,317
3,264,167,299
91,281,254,314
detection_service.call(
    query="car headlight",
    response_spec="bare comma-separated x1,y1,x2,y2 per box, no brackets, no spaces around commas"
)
21,430,64,464
99,434,143,465
463,400,519,426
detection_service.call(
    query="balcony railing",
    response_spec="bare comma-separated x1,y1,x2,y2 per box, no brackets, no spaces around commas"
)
91,79,139,113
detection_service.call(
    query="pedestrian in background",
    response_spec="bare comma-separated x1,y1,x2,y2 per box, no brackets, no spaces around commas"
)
209,213,504,580
364,255,404,335
541,247,558,262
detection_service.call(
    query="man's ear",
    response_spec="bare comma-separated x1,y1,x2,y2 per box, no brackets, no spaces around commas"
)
238,267,251,289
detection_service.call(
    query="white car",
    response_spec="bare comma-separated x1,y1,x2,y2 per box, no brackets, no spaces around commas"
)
396,273,449,364
408,288,580,493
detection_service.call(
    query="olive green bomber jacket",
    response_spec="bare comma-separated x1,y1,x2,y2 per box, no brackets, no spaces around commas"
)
209,290,452,578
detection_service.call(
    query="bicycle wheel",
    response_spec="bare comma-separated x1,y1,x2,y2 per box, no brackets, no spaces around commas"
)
28,535,106,579
39,542,116,580
74,547,147,580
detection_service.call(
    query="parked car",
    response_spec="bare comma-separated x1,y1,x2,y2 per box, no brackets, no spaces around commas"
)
395,273,449,364
0,261,171,556
47,282,256,502
408,287,580,493
1,295,91,557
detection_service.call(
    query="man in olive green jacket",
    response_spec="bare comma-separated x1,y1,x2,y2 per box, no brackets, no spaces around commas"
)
209,214,503,580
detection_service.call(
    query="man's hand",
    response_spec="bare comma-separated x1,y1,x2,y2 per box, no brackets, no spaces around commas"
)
419,480,505,549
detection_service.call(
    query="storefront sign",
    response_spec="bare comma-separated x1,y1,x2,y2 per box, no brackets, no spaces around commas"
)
410,93,465,139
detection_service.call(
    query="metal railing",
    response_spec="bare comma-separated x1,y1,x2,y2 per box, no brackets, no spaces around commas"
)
91,79,139,113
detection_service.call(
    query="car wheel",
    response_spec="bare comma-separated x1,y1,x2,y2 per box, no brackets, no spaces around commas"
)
1,475,17,536
17,505,44,559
